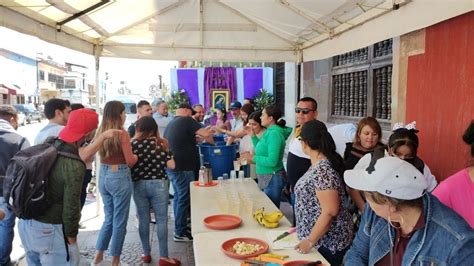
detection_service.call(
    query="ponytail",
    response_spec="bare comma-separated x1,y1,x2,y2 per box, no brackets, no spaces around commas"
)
264,104,286,128
319,131,346,177
276,117,286,128
463,120,474,157
300,120,346,177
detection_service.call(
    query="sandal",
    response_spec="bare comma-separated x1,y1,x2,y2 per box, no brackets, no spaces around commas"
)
158,257,181,266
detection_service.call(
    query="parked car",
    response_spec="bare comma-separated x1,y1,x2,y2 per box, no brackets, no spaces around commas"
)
13,104,42,124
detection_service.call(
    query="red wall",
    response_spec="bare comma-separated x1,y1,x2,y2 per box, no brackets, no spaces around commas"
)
406,11,474,181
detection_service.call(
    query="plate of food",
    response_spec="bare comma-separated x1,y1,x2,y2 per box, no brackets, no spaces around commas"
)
221,238,269,259
204,214,242,230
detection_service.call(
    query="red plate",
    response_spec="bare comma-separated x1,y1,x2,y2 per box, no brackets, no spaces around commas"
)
204,214,242,230
283,261,314,266
221,237,269,260
193,181,218,187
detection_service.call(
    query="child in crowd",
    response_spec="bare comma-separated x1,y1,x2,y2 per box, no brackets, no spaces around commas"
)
214,108,231,131
387,122,438,191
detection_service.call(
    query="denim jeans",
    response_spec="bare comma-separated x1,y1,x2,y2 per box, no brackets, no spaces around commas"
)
0,197,15,266
263,173,285,208
166,170,194,236
290,192,296,227
18,219,79,265
95,164,132,257
133,179,169,257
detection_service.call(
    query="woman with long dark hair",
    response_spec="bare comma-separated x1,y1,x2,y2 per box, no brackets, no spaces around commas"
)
240,104,291,207
293,120,353,265
92,101,138,266
214,108,231,131
131,116,180,265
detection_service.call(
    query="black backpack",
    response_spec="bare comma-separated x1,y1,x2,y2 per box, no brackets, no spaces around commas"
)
3,138,82,219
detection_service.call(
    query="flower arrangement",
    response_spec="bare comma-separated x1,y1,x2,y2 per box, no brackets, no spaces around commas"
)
167,89,190,114
253,88,274,111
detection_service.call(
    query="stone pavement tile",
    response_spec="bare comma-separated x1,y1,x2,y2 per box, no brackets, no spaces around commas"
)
75,199,194,266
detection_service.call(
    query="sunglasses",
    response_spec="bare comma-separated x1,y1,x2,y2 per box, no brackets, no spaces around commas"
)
295,107,314,114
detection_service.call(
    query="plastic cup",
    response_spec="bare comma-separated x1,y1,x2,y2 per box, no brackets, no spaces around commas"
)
230,170,237,183
233,160,241,171
238,170,244,182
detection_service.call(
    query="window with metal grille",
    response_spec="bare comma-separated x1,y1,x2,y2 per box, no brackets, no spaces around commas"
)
330,39,392,122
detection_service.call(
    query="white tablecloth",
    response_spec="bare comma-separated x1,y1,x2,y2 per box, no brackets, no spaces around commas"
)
193,230,330,266
190,179,330,265
190,179,292,235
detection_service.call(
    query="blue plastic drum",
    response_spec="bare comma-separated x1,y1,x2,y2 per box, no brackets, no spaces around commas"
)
199,142,238,180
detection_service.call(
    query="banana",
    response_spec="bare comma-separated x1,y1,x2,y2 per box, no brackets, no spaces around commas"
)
263,211,283,223
253,207,282,228
261,218,279,228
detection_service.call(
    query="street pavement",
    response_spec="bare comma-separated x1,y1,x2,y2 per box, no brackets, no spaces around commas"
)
13,121,195,265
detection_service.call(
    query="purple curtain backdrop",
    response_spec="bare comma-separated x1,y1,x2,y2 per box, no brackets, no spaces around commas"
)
243,68,263,100
204,67,237,110
177,69,199,105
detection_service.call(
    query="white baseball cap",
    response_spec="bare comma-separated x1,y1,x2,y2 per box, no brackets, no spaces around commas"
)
344,156,428,200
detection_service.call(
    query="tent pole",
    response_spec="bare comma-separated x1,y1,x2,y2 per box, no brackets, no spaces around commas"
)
94,44,103,217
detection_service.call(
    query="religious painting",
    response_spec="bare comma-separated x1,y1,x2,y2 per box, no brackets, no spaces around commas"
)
210,89,230,111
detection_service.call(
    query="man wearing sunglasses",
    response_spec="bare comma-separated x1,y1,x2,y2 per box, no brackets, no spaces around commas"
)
286,97,320,225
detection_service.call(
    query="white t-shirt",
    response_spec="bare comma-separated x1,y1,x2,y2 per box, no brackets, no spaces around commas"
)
153,113,173,138
230,117,243,131
288,133,309,159
328,123,356,157
34,123,64,145
239,134,254,153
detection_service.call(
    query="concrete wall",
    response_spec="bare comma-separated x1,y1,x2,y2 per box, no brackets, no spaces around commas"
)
405,11,474,180
301,59,331,122
284,62,297,127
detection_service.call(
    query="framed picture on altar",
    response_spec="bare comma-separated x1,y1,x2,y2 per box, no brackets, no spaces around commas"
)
210,89,230,111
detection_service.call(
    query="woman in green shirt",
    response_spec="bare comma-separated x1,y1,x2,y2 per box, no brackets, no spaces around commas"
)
241,105,291,207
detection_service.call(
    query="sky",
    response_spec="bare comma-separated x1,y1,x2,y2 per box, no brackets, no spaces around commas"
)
0,27,178,97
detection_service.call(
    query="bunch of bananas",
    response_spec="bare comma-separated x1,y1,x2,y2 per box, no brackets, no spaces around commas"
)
253,207,284,228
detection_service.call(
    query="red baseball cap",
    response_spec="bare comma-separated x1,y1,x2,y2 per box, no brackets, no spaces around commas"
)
59,108,98,143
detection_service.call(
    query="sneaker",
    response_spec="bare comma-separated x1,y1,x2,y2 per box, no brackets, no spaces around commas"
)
173,232,193,242
142,255,152,263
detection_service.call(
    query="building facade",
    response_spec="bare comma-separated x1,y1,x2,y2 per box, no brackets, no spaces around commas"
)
302,11,474,181
0,48,36,104
37,59,66,103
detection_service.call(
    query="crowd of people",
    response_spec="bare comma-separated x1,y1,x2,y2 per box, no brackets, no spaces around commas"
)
0,95,473,265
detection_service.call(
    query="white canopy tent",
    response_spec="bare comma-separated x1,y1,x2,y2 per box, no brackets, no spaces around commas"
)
1,0,472,219
1,0,473,63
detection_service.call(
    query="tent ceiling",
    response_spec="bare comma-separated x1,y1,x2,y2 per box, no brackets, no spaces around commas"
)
0,0,473,62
